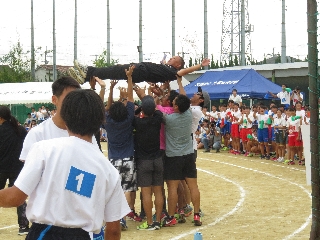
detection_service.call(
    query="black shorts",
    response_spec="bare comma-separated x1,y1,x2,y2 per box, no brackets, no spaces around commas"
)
275,130,286,145
26,223,90,240
137,156,164,187
164,153,197,180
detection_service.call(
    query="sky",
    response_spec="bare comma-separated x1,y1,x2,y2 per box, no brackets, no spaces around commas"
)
0,0,308,67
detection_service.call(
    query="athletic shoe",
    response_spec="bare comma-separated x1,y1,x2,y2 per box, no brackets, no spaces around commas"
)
137,221,159,230
178,209,186,223
260,155,265,159
120,218,128,231
244,152,249,157
67,67,85,84
18,227,29,235
74,60,88,78
153,221,161,230
283,159,291,164
271,157,277,161
222,147,228,151
299,159,305,166
127,210,142,222
288,160,295,165
265,155,270,160
229,149,235,154
216,149,220,153
184,204,193,217
153,211,167,222
247,153,253,157
193,214,202,226
240,151,246,154
203,149,210,153
162,216,177,227
277,157,284,163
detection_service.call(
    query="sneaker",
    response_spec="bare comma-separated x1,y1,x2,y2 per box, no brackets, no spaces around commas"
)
283,159,291,164
288,160,295,165
247,153,253,157
193,214,202,226
244,152,249,157
240,151,246,154
222,147,228,151
178,209,186,223
216,149,220,153
203,149,210,153
265,155,270,160
152,211,167,222
68,67,85,84
137,221,158,230
152,221,161,230
299,159,305,166
18,227,29,235
277,157,284,163
162,216,177,227
74,60,88,78
271,157,277,161
120,218,128,231
260,155,265,159
229,149,235,154
184,204,193,217
127,210,142,222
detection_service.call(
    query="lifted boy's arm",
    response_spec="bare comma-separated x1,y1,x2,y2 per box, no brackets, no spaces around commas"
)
176,58,210,76
125,65,135,102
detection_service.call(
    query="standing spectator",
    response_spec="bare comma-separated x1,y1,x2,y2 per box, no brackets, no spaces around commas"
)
268,84,291,109
36,107,45,124
30,107,37,121
25,113,32,127
228,89,242,106
209,105,219,123
291,86,303,106
273,109,287,163
0,106,29,235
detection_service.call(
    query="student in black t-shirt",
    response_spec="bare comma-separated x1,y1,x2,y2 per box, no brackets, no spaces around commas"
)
67,56,210,89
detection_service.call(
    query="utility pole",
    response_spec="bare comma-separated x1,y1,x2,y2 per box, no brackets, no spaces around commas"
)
281,0,287,63
31,0,35,81
107,0,110,64
138,0,143,62
172,0,175,56
308,0,320,238
74,0,77,61
240,0,246,66
53,0,57,81
204,0,208,69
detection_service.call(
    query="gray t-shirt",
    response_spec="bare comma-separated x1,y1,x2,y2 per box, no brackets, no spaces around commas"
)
164,109,193,157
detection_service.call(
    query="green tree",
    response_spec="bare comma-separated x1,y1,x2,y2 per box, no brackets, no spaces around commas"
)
93,50,118,67
234,55,239,66
210,54,215,69
189,57,193,67
216,60,219,69
0,41,31,83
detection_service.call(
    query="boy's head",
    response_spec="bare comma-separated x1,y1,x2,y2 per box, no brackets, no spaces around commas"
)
288,107,296,116
167,56,185,70
259,105,267,114
173,94,191,113
109,101,128,122
233,102,239,110
232,89,237,96
61,89,105,136
141,95,155,116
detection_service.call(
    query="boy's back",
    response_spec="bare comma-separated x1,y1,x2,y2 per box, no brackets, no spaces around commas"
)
15,136,129,233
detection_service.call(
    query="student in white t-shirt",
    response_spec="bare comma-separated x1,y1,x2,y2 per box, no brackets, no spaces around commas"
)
0,89,130,240
228,89,242,106
268,84,291,108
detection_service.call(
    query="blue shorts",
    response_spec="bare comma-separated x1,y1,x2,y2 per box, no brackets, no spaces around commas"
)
257,128,269,143
271,127,275,142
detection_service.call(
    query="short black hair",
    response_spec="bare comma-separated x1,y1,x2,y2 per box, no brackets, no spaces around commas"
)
52,76,81,97
234,103,239,107
175,94,190,113
168,90,179,107
109,101,128,122
60,89,105,136
178,56,185,70
228,100,234,104
232,89,237,92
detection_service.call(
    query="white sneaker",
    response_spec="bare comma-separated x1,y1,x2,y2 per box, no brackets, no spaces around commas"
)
277,157,284,163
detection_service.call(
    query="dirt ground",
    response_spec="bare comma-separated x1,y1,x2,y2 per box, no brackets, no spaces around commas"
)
0,142,311,240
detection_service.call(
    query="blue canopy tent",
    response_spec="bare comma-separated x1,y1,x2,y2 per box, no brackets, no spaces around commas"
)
184,69,282,99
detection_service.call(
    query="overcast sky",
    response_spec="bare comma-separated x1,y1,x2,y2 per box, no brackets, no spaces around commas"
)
0,0,308,66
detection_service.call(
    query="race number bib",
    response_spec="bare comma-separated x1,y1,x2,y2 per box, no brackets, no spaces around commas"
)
65,166,96,198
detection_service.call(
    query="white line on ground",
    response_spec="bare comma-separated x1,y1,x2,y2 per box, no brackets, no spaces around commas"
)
200,157,311,240
0,224,18,230
170,168,246,240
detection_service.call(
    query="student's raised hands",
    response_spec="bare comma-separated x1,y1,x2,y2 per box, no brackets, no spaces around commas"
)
110,80,118,89
125,65,135,78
